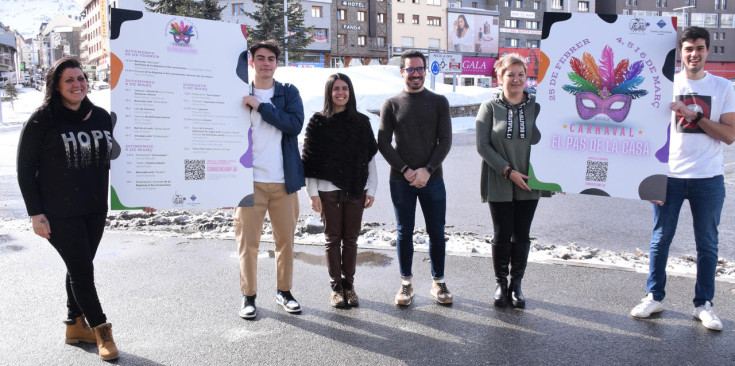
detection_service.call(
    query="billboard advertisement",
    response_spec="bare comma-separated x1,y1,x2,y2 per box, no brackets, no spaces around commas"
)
447,13,499,55
499,47,540,82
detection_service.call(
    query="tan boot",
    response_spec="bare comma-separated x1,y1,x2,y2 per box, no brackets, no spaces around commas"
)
64,316,96,344
93,323,119,361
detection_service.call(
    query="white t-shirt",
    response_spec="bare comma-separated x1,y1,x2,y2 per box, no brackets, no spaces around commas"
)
251,86,285,183
668,72,735,178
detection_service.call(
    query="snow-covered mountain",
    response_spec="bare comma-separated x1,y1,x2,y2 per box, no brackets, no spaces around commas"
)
0,0,81,37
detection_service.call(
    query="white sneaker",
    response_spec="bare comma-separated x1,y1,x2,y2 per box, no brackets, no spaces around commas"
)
630,293,664,318
693,301,723,331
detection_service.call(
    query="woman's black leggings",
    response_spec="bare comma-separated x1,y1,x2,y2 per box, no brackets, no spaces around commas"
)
47,212,107,327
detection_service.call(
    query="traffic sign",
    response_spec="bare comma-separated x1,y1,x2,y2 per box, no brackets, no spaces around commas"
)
428,53,462,74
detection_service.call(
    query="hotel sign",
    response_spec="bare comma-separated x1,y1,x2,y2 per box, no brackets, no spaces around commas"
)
342,24,362,30
341,1,366,8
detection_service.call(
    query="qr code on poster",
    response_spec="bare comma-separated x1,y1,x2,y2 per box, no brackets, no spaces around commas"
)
184,159,205,180
585,160,608,183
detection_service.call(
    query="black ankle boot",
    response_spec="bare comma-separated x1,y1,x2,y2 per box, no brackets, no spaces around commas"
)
510,278,525,308
493,280,509,307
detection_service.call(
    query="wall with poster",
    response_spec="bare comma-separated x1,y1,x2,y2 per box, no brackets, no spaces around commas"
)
447,13,499,55
499,47,540,84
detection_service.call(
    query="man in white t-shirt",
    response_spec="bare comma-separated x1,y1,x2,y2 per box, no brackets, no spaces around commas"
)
630,27,735,331
234,40,305,319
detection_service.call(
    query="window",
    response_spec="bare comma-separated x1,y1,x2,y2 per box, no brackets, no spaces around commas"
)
527,40,540,48
515,0,523,8
504,0,510,6
402,36,414,47
232,3,245,15
427,0,441,4
690,13,717,28
338,34,347,45
578,1,589,12
714,32,719,40
504,19,518,28
397,13,405,23
427,16,441,26
377,36,386,47
533,1,541,9
428,38,440,49
312,28,328,42
358,36,366,46
338,9,346,20
632,10,659,16
506,38,519,47
526,20,539,29
656,0,668,6
472,1,478,7
721,14,734,28
662,11,686,27
311,6,322,18
357,11,366,22
551,0,563,10
412,15,419,24
713,47,719,54
378,13,386,24
622,9,629,15
685,0,696,6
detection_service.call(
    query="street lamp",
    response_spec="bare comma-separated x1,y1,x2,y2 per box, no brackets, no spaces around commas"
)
673,5,694,29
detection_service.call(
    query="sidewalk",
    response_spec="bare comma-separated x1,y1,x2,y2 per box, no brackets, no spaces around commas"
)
1,230,733,365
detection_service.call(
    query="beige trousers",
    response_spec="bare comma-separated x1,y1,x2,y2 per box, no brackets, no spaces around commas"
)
234,182,299,296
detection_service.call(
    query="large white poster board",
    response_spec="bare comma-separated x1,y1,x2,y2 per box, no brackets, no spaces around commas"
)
529,13,677,201
109,9,253,209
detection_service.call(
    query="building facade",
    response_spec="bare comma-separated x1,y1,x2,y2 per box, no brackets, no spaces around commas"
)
80,0,110,80
596,0,734,79
331,0,391,67
220,0,334,67
391,0,446,56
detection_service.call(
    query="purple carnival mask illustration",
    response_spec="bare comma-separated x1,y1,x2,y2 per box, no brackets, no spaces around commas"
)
170,21,194,44
563,46,647,122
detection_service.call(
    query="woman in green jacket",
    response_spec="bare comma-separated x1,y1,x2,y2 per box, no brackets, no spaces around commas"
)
476,54,541,309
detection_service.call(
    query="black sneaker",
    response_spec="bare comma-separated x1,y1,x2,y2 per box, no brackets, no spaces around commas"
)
276,290,302,313
239,294,257,319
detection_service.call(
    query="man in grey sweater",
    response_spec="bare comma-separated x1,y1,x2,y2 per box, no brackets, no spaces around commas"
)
378,50,453,306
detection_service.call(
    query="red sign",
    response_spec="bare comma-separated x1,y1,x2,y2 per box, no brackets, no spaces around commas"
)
462,57,495,75
498,48,540,78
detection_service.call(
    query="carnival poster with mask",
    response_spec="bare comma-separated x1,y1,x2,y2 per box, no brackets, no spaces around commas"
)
109,9,254,209
529,13,676,201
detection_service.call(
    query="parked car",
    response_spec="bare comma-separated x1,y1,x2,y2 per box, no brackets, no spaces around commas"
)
93,81,110,90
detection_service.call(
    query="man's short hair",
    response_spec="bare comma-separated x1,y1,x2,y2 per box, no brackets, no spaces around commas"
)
400,50,426,69
249,40,281,59
679,26,709,50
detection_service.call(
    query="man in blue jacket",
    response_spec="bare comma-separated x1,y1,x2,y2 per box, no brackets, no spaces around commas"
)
235,40,305,319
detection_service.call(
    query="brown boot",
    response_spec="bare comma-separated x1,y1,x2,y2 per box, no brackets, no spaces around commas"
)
93,323,119,361
64,316,96,344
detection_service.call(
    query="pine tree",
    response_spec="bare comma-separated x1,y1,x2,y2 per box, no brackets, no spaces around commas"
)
246,0,314,63
144,0,224,20
3,82,18,110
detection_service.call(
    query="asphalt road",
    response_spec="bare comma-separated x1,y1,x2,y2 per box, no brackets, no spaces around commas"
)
1,229,734,365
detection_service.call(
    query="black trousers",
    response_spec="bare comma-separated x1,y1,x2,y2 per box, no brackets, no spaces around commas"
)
488,200,539,246
47,212,107,327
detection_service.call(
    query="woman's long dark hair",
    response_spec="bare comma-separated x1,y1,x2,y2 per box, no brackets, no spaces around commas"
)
455,15,469,38
38,57,89,112
322,73,358,121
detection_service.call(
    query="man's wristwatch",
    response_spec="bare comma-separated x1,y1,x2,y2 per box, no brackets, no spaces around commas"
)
425,164,434,174
691,112,704,124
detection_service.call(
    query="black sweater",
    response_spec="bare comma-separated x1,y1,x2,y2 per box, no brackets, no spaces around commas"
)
17,103,113,217
378,88,452,180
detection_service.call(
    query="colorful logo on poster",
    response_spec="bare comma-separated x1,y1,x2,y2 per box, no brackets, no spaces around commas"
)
168,19,196,45
656,20,667,28
562,45,648,122
628,18,649,32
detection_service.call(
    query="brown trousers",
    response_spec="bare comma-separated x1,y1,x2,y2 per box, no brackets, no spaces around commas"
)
234,182,299,296
319,190,366,290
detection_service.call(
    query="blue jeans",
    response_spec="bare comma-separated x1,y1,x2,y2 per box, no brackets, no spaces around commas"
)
389,178,447,280
647,175,725,306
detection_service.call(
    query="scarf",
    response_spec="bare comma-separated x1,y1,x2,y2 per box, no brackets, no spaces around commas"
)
302,111,378,199
52,97,94,124
494,93,530,139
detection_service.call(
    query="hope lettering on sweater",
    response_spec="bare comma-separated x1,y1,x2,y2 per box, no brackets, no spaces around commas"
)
60,130,112,168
